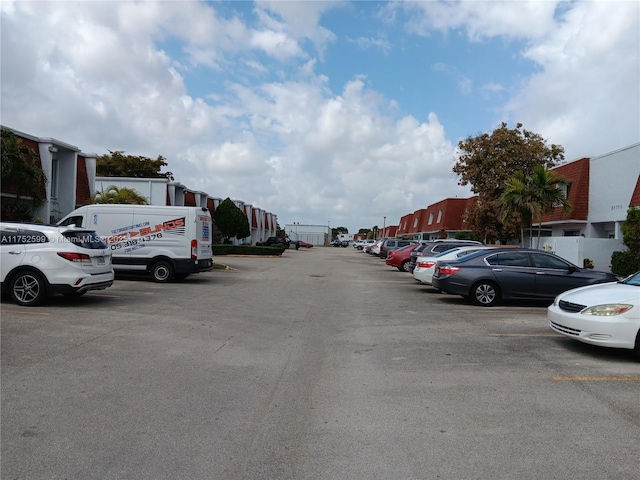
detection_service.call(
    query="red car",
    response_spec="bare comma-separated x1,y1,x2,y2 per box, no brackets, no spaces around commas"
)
299,241,313,248
385,244,420,272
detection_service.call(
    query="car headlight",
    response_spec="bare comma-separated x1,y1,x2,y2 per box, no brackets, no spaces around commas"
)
552,295,560,307
581,304,634,316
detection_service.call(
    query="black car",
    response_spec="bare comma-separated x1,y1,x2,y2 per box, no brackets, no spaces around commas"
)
331,240,348,247
408,240,483,271
431,248,619,307
261,236,299,249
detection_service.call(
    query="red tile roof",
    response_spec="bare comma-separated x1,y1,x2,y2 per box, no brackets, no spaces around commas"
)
541,158,589,222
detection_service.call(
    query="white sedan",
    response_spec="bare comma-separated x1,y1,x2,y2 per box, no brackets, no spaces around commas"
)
548,271,640,359
412,246,495,286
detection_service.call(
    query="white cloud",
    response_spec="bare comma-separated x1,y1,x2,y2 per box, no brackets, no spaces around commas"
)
401,0,558,40
348,35,392,54
1,0,637,233
501,0,640,158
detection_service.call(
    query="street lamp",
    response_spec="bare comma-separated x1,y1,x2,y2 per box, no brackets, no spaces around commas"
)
383,216,386,236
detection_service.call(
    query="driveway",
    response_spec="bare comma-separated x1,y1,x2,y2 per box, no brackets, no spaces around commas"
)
2,247,639,479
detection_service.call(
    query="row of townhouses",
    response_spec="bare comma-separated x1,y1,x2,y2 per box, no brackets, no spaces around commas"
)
1,126,278,244
377,143,640,272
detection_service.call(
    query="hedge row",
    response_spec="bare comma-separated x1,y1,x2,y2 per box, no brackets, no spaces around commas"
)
213,244,285,256
611,250,640,277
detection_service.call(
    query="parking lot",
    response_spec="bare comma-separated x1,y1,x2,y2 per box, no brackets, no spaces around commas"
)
2,246,639,480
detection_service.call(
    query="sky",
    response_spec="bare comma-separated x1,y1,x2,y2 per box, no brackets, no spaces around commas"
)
1,0,639,234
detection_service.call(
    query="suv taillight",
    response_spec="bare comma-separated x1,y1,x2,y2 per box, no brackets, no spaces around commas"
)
191,239,198,259
57,252,92,263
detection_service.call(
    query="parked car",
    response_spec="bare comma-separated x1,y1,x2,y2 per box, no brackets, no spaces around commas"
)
385,243,421,271
369,239,387,256
431,248,618,307
408,239,484,272
260,236,298,249
356,239,375,250
413,246,496,285
379,238,419,259
330,240,348,247
0,222,114,306
299,241,313,248
548,272,640,359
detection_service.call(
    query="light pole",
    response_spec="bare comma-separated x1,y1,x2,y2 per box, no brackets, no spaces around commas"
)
383,216,386,236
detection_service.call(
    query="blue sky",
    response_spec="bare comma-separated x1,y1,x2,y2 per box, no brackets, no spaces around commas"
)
2,1,639,234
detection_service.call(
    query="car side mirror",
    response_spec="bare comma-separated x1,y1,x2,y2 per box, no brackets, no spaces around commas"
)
568,265,577,273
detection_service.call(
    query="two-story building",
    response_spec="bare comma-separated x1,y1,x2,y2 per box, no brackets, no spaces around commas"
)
1,126,278,242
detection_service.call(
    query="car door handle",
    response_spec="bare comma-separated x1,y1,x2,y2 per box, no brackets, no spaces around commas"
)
535,272,546,275
8,251,22,255
492,268,502,272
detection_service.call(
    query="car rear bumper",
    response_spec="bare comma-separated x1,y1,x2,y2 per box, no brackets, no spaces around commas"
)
50,274,115,295
174,258,213,274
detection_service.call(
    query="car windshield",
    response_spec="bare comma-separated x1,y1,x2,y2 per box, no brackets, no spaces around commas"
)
621,272,640,286
62,230,108,249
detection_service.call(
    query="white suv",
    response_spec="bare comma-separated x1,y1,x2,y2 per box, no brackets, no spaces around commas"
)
1,222,114,306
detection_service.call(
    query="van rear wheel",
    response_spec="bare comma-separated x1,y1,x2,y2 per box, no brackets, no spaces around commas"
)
151,260,174,283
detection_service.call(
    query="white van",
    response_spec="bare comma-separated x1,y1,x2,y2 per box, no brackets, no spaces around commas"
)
58,205,213,282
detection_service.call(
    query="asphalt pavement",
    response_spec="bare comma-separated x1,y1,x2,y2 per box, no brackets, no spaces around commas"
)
2,247,639,480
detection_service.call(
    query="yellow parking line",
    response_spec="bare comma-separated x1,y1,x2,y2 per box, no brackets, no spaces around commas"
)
0,309,50,316
489,333,562,337
553,376,640,382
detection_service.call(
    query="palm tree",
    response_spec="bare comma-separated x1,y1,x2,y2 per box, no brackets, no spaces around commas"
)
497,172,541,247
529,165,572,248
90,185,148,204
498,166,572,248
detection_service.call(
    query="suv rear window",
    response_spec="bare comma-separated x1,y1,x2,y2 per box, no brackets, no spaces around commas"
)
62,231,108,249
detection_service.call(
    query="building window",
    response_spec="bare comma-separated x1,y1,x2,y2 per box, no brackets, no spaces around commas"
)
413,217,419,228
554,182,571,206
50,156,59,199
428,212,434,225
563,230,580,237
436,209,442,223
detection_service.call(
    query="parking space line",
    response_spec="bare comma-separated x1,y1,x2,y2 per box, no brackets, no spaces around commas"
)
553,376,640,382
0,309,50,316
489,333,562,337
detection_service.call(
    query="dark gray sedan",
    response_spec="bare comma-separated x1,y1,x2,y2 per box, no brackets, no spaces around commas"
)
431,248,618,307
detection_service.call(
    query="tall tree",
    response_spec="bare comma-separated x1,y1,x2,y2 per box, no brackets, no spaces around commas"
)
213,198,250,242
1,128,47,221
454,122,564,243
96,150,174,180
90,185,149,204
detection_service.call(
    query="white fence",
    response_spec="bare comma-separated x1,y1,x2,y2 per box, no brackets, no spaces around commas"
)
533,236,624,272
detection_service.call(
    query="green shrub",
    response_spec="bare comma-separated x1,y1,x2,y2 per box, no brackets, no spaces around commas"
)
611,250,640,277
213,244,285,256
